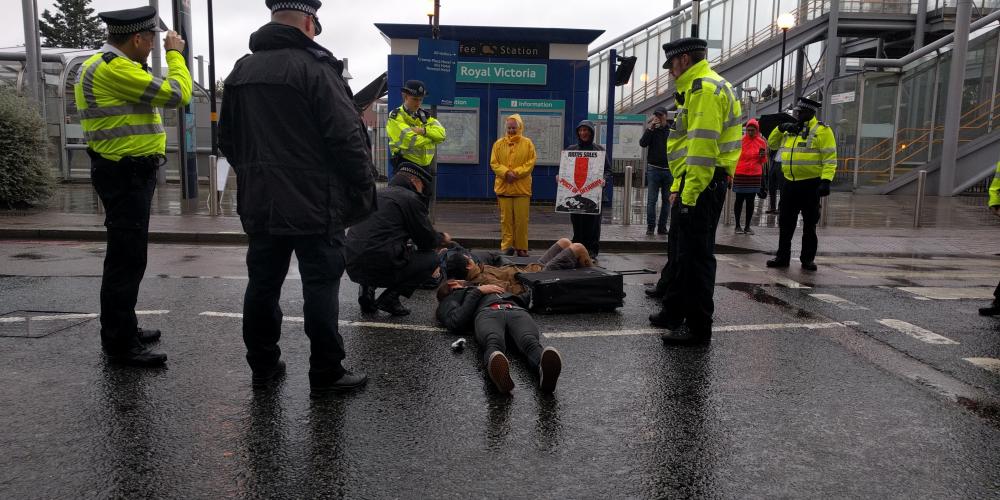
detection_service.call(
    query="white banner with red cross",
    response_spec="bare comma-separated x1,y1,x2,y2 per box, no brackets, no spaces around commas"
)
555,150,605,214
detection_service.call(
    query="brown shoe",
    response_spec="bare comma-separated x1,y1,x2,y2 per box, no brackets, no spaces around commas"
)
487,351,514,394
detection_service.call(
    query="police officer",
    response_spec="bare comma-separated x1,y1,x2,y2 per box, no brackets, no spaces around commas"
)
386,79,447,173
765,97,837,271
648,38,742,344
74,6,191,366
220,0,377,393
979,161,1000,316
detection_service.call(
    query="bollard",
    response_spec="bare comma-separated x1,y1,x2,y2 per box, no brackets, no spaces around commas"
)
913,170,927,228
723,183,733,226
623,165,633,225
208,155,219,216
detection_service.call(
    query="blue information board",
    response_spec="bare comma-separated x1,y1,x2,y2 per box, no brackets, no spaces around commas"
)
416,38,459,106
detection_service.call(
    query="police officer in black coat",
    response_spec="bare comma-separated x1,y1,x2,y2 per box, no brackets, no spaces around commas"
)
346,164,450,317
219,0,376,393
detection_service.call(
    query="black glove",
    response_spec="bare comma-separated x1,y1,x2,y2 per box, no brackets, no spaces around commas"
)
674,91,685,106
817,179,831,197
778,122,802,134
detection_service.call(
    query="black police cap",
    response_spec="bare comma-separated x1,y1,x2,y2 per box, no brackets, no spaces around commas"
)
266,1,323,35
396,162,433,185
99,6,167,35
797,97,822,113
661,38,708,68
402,80,428,97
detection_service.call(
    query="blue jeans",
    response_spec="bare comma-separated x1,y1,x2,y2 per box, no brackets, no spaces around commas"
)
646,166,673,230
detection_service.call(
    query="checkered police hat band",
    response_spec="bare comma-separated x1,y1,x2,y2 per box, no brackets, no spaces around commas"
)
269,2,318,15
107,18,157,34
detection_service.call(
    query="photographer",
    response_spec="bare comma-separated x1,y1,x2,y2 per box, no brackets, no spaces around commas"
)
639,107,673,235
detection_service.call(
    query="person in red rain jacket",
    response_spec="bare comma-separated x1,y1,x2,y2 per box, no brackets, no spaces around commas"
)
732,119,768,234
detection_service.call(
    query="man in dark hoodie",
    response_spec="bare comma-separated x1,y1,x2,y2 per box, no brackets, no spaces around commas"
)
345,164,451,317
639,107,673,235
219,0,376,393
566,120,612,259
436,280,563,394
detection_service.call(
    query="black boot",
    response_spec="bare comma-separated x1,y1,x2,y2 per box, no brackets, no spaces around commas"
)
136,327,161,343
358,285,377,314
979,302,1000,316
766,257,790,268
376,290,410,316
103,338,167,367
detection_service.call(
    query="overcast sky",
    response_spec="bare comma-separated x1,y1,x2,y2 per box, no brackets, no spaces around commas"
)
5,0,672,92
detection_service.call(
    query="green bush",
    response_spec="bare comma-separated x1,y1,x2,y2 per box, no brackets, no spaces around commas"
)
0,86,53,208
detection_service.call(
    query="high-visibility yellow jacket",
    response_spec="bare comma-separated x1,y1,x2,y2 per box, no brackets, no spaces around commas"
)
989,161,1000,207
767,116,837,182
387,104,447,167
667,59,743,206
490,113,536,197
74,44,192,161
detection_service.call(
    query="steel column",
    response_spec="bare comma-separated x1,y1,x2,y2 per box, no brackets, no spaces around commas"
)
889,74,903,180
939,0,973,197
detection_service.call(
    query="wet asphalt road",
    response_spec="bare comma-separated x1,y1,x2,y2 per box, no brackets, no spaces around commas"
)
1,241,999,498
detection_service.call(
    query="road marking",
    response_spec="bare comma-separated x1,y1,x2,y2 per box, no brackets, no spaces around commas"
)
877,319,959,345
772,277,811,289
0,310,169,324
198,312,446,332
846,271,996,279
963,357,1000,375
544,322,848,339
809,294,869,310
898,287,996,300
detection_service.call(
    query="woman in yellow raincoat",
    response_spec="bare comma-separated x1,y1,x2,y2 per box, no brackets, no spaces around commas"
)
490,114,537,257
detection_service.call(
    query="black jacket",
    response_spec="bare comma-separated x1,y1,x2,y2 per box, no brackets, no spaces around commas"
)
344,177,443,285
639,126,670,167
219,23,376,237
567,120,612,176
436,287,531,333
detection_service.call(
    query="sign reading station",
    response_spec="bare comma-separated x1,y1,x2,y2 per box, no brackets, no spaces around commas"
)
459,41,548,59
457,62,547,85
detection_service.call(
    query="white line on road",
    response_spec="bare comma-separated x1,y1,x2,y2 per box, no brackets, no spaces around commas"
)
772,277,812,289
0,310,169,324
898,287,996,300
963,357,1000,375
877,319,960,345
198,312,446,332
809,294,869,310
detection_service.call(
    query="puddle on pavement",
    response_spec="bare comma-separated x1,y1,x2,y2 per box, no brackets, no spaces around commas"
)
11,252,49,260
722,282,818,319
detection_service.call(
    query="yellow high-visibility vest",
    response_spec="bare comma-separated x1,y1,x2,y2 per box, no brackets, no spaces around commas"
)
767,116,838,182
386,105,446,167
667,59,743,206
74,44,192,161
989,161,1000,207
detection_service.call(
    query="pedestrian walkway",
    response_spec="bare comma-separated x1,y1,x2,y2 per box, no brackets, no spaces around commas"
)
1,184,997,256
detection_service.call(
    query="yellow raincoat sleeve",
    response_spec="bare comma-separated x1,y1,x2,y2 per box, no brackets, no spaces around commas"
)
511,138,536,178
489,140,509,177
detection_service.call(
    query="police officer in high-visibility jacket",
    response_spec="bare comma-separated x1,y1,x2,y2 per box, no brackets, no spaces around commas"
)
74,6,191,367
980,161,1000,316
386,80,447,172
648,38,742,344
765,97,836,272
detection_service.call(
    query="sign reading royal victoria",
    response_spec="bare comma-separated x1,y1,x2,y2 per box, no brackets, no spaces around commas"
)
456,62,547,85
458,41,549,59
555,150,606,215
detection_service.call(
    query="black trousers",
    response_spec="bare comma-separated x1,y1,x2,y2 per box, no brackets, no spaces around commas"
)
734,192,756,228
776,178,822,264
474,307,544,369
767,162,783,211
570,213,602,257
652,198,682,293
994,280,1000,303
659,171,727,335
90,153,158,350
243,233,348,384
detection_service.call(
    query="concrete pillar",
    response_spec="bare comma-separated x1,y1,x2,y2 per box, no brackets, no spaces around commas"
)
939,0,972,197
20,0,43,111
914,0,928,50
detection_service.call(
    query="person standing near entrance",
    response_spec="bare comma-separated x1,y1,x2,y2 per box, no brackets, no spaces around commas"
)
640,106,673,236
733,118,768,234
220,0,377,392
386,80,447,174
75,6,190,367
765,97,837,272
490,114,537,257
979,160,1000,316
647,38,743,344
566,120,611,260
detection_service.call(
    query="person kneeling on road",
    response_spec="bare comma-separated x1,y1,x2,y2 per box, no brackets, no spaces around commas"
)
345,164,450,316
436,280,562,394
445,238,593,295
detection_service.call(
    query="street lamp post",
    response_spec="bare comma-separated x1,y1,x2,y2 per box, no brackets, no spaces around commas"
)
776,12,795,112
